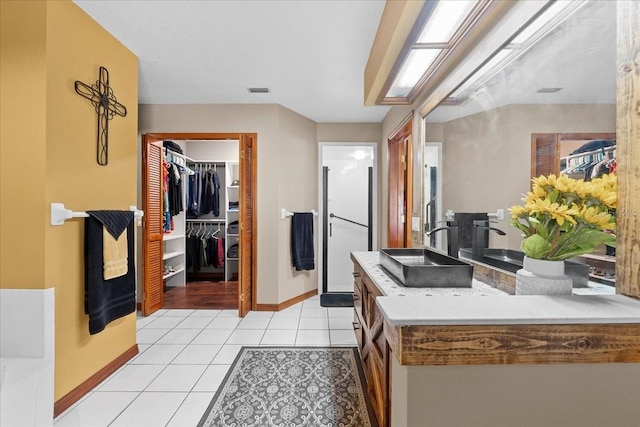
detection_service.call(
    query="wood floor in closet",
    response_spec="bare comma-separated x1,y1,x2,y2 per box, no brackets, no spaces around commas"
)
163,281,238,309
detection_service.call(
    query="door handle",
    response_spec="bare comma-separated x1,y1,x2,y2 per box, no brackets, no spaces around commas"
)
329,222,332,237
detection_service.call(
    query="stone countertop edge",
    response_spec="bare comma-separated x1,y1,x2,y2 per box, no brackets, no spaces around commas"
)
377,295,640,326
350,251,639,326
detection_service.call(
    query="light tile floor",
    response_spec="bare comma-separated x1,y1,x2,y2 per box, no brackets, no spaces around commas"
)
54,296,356,427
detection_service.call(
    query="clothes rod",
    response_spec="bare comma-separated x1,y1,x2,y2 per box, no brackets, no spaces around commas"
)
50,203,144,226
164,148,194,162
281,208,318,220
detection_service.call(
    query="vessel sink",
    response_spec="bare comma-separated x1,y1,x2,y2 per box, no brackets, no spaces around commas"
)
379,248,473,288
458,248,590,287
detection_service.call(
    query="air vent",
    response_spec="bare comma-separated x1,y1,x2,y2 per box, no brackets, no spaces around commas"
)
537,87,562,93
248,87,270,94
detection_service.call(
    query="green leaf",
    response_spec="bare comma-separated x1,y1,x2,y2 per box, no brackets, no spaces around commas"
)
521,234,552,259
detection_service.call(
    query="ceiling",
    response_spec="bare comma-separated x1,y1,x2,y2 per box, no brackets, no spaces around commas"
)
73,0,390,123
426,0,616,123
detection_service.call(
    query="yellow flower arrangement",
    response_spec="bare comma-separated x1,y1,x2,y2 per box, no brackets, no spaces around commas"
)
509,173,616,260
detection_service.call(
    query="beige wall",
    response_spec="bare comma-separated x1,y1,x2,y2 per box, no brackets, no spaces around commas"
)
277,107,319,301
139,104,321,305
441,103,616,249
317,122,381,143
392,356,640,427
1,0,139,401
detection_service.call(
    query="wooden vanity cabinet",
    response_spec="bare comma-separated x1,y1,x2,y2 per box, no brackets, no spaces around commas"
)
352,260,390,427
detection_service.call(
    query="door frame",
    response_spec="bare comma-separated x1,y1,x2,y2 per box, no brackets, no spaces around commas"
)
141,132,258,316
387,116,414,248
317,142,378,297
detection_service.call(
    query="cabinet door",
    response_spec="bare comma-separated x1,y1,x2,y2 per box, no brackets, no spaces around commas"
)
368,298,389,427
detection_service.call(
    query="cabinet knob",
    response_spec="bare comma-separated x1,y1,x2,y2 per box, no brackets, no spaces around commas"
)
352,321,360,330
352,272,361,277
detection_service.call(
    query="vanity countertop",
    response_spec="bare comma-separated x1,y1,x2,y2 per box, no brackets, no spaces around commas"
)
351,251,638,327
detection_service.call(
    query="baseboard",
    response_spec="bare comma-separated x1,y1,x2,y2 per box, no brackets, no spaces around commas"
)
255,288,318,311
54,344,139,417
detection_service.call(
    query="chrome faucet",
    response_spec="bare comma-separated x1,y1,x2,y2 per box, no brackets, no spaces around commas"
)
426,221,459,258
472,220,506,259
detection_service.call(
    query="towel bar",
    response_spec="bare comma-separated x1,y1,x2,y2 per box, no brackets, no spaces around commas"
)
50,203,144,226
281,208,318,220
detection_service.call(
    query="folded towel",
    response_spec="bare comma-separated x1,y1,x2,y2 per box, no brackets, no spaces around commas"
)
102,227,128,280
291,212,315,271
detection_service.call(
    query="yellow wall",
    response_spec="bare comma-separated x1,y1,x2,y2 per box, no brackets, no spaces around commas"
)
0,0,48,290
1,0,139,401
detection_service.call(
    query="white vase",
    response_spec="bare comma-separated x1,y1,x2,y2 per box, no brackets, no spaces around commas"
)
515,256,573,295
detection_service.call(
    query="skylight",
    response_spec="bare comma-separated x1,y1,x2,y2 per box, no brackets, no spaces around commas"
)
387,49,442,98
511,0,575,44
384,0,482,102
379,0,586,105
417,1,477,44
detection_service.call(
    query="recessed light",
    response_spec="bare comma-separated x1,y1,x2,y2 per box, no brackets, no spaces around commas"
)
248,87,270,94
537,87,562,93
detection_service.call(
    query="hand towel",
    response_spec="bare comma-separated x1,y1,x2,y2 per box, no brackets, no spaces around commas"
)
291,212,315,271
102,226,128,280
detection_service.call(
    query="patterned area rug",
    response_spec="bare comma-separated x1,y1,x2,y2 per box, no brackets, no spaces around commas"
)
198,347,377,427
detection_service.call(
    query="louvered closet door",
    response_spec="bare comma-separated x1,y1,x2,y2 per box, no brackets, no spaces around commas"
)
142,138,164,315
238,134,256,317
531,134,559,178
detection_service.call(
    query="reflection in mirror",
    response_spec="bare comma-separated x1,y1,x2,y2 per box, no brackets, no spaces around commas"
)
422,0,616,285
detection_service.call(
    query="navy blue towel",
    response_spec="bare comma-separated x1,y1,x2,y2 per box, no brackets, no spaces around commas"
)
291,213,315,271
84,210,135,335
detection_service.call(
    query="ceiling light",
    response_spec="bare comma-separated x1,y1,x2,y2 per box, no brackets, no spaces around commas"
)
248,87,270,93
387,49,442,97
417,1,478,44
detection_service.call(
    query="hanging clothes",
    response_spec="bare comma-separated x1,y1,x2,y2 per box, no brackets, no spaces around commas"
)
212,170,221,217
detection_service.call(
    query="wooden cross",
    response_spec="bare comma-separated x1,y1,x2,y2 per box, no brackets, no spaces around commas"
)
75,66,127,166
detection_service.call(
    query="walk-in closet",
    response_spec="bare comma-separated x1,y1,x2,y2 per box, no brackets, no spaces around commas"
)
161,139,240,308
141,133,257,316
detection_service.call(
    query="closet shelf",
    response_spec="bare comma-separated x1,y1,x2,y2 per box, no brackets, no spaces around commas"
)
163,251,184,260
186,218,226,223
163,267,185,280
227,233,239,237
163,234,185,241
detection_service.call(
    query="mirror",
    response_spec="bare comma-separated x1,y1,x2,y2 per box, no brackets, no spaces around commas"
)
421,1,617,284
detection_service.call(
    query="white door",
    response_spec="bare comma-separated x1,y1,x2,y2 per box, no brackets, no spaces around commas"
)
321,145,375,294
423,143,443,250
